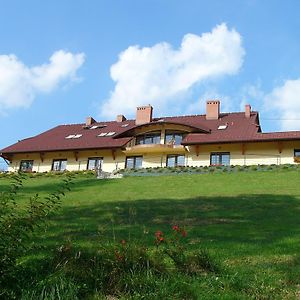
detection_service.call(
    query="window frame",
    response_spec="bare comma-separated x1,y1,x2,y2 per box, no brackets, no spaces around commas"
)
87,157,103,171
210,152,230,166
135,131,161,145
51,159,67,172
166,155,185,167
125,156,143,169
19,160,34,172
164,131,186,145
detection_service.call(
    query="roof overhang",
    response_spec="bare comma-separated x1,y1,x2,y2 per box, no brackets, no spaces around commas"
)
114,121,210,138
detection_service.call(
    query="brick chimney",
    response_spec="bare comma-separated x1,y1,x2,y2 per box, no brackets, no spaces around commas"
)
86,117,96,126
116,115,127,122
136,105,153,125
245,104,251,118
206,100,220,120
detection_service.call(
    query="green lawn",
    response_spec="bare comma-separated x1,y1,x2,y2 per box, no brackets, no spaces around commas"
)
1,169,300,299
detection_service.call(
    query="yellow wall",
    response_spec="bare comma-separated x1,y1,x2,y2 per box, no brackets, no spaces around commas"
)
7,140,300,172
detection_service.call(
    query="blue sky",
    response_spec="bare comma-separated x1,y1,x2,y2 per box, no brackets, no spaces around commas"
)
1,0,300,168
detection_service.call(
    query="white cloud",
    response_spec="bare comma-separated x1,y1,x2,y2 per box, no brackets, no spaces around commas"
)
264,79,300,131
100,23,245,118
0,50,85,112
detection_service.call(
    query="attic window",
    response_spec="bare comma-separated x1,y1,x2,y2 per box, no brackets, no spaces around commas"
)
90,124,107,129
106,132,116,136
157,119,165,122
97,132,107,137
65,134,82,139
217,125,228,130
73,134,82,138
121,124,129,127
65,134,76,139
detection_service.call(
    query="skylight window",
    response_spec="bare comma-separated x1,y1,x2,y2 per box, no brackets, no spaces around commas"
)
65,134,82,139
106,132,116,136
121,124,129,127
90,125,99,129
97,132,107,137
217,125,228,130
90,124,107,129
65,134,75,139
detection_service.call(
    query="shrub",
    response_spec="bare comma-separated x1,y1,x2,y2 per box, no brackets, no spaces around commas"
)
0,173,74,299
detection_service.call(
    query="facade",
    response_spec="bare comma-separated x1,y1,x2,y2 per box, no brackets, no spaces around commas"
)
1,100,300,173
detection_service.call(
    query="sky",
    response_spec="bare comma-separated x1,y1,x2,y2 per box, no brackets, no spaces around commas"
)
1,0,300,168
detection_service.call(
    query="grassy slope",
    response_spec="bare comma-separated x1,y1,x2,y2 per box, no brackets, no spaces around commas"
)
1,170,300,298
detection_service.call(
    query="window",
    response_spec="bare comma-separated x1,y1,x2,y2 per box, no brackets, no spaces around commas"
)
166,155,185,167
97,132,107,137
295,149,300,157
87,157,103,170
136,132,161,145
165,131,185,145
65,134,82,139
125,156,143,169
19,160,33,172
217,125,228,130
210,152,230,166
52,159,67,171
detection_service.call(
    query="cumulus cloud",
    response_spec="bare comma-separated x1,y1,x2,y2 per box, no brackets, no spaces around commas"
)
0,50,85,112
100,23,245,118
264,79,300,131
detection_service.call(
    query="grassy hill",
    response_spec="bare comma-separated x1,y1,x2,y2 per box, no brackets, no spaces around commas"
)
1,169,300,299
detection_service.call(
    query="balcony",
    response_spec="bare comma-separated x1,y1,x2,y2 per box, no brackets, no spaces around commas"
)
123,144,186,155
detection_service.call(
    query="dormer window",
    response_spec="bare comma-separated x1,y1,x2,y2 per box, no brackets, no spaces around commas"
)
135,131,161,145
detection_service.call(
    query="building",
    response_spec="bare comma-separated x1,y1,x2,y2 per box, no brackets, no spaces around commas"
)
1,100,300,173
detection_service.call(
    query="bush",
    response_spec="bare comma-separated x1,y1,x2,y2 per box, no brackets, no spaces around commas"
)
0,173,74,299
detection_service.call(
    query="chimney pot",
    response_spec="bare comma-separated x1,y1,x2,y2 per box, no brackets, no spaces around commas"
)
135,105,153,125
116,115,127,122
206,100,220,120
245,104,251,118
86,117,96,126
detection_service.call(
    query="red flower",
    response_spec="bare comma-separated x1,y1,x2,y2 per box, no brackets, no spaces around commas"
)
181,230,187,237
172,225,180,232
155,230,163,238
155,230,164,243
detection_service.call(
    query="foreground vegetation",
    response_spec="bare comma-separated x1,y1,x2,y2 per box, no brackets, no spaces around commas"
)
1,168,300,299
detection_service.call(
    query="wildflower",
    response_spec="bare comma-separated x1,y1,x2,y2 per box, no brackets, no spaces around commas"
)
181,230,187,237
155,230,163,238
155,230,164,243
172,225,180,232
121,239,126,246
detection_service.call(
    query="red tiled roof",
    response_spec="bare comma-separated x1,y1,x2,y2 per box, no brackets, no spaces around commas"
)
1,111,300,155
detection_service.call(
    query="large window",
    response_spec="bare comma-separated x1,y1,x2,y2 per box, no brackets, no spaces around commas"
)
165,131,185,145
210,152,230,166
295,149,300,157
52,159,67,171
19,160,33,172
125,156,143,169
166,155,185,167
136,132,161,145
87,157,103,170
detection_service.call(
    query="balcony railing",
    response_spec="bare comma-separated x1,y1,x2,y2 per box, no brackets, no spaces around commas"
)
123,143,186,154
